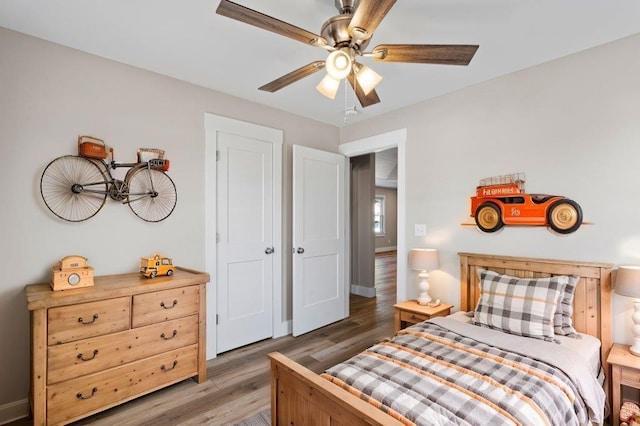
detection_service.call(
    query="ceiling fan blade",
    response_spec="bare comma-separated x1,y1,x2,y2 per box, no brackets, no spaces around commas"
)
347,72,381,108
372,44,479,65
216,0,327,47
348,0,397,41
259,61,326,92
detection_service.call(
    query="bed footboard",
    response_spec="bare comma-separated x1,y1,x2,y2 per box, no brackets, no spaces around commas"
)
268,352,402,426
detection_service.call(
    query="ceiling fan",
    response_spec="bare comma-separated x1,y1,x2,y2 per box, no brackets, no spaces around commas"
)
216,0,479,108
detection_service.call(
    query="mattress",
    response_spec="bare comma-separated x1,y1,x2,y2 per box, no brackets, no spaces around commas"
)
323,315,606,425
449,311,603,379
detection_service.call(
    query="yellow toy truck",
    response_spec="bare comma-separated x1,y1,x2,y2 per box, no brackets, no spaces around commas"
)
140,254,174,278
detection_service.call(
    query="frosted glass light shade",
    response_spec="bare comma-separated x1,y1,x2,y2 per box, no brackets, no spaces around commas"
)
355,64,383,95
316,74,341,99
408,249,439,271
325,50,352,80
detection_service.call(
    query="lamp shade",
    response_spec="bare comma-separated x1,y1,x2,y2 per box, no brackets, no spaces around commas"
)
408,249,439,271
616,266,640,298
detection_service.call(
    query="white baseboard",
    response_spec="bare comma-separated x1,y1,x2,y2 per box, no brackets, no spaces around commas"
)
375,246,397,253
350,284,376,298
273,320,291,338
207,320,291,361
0,398,28,425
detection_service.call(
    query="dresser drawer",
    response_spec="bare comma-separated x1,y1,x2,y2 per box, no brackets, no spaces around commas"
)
48,315,199,384
399,310,429,324
47,344,198,425
132,286,199,327
48,297,131,345
620,366,640,387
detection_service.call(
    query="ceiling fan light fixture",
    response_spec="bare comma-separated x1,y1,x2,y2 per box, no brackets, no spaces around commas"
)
316,74,341,99
355,64,383,95
215,0,478,110
325,49,352,80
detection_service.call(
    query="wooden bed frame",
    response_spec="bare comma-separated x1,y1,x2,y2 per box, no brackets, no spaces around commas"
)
269,253,613,425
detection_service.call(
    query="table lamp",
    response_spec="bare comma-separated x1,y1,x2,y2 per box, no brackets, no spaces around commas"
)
616,265,640,356
408,248,439,305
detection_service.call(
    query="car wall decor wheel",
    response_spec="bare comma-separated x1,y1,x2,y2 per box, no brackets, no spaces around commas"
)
475,202,503,233
547,199,582,234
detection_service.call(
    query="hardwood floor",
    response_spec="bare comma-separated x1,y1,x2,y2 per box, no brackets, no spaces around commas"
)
13,251,397,426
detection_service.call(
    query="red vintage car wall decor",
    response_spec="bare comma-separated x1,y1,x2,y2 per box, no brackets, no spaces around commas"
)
470,173,583,234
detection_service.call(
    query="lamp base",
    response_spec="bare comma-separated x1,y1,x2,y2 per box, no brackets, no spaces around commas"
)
630,300,640,357
417,271,432,306
417,296,432,306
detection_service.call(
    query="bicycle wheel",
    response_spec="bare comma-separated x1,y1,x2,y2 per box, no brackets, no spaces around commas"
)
126,167,177,222
40,156,108,222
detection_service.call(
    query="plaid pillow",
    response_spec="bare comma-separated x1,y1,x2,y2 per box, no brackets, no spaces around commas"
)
473,269,566,342
554,275,581,338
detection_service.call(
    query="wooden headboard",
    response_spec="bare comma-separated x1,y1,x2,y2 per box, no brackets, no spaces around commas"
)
458,252,613,377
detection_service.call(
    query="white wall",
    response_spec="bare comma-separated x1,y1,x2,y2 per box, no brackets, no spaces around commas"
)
0,27,339,409
341,33,640,346
350,154,375,294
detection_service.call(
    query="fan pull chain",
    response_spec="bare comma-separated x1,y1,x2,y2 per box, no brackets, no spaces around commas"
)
344,71,358,124
344,80,349,124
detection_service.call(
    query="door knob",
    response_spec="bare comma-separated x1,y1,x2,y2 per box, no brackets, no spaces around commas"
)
265,247,274,254
296,247,305,254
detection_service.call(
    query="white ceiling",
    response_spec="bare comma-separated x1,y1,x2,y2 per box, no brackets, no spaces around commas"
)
1,1,639,127
376,148,398,189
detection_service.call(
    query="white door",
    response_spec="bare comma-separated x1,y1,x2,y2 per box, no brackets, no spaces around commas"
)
216,132,275,353
292,145,347,336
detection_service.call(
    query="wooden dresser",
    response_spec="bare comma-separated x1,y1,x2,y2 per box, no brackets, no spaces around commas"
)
25,267,210,425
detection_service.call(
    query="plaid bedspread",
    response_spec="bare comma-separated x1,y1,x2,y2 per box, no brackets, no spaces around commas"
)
322,321,594,426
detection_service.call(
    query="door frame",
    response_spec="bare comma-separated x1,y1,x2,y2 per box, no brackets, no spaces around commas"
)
204,113,283,359
339,128,407,303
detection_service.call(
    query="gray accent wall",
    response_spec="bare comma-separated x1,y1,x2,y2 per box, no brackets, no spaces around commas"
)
349,154,376,296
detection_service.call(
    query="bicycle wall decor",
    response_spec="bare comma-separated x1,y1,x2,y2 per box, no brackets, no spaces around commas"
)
40,136,177,222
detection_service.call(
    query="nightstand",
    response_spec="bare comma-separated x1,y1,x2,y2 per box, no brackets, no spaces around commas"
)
393,300,453,333
608,343,640,426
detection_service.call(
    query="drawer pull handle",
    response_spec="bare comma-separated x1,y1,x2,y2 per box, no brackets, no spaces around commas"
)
161,330,178,340
160,300,178,309
161,360,178,372
77,314,99,325
76,387,97,400
77,349,99,361
411,315,418,320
